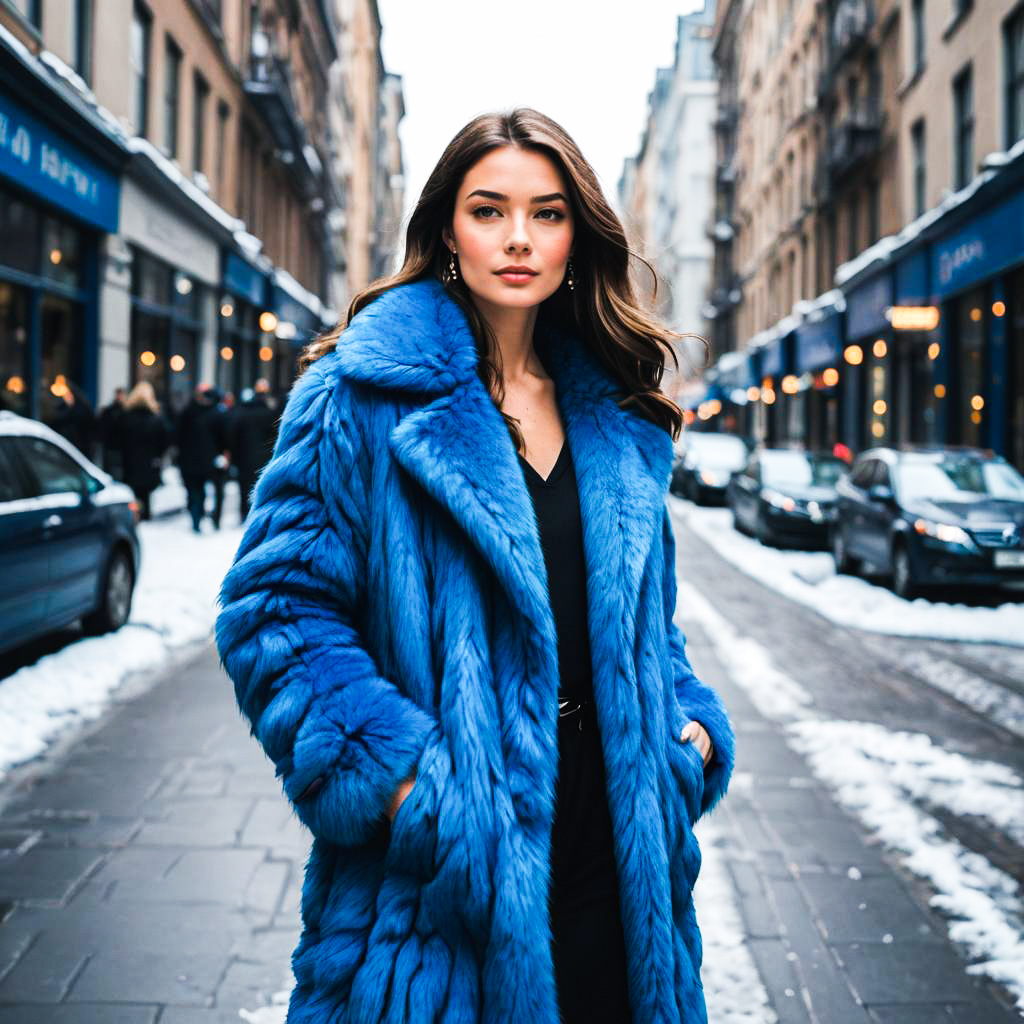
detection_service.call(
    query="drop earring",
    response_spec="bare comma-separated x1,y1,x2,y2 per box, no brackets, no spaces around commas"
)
444,249,458,284
566,258,575,291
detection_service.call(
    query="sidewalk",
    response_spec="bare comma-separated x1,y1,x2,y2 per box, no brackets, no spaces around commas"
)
684,616,1021,1024
0,641,305,1023
0,634,1019,1022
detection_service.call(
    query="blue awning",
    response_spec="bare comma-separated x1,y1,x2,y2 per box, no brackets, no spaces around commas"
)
796,310,843,372
223,251,268,307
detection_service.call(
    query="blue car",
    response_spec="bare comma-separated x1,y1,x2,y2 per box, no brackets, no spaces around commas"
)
832,446,1024,599
0,412,140,656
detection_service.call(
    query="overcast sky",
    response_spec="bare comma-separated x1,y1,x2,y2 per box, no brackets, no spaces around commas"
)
376,1,706,233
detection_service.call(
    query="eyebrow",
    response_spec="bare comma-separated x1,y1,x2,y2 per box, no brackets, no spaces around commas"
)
466,189,568,203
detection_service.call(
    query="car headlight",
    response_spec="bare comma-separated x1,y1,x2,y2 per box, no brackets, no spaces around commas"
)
699,470,720,486
913,518,973,547
763,488,796,512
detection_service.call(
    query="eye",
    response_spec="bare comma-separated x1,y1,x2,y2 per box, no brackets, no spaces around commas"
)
472,205,501,219
536,208,566,221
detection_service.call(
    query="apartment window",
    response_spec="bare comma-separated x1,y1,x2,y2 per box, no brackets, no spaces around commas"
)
912,0,926,74
867,179,880,244
130,2,151,136
1005,6,1024,147
953,65,974,190
192,72,209,177
71,0,93,84
216,101,230,196
8,0,42,27
164,36,182,158
847,193,860,260
911,119,927,217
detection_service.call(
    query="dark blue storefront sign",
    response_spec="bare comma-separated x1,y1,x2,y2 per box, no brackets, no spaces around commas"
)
796,311,842,372
760,333,790,378
933,186,1024,298
845,272,892,339
271,283,320,338
0,91,119,232
224,251,267,306
895,247,930,305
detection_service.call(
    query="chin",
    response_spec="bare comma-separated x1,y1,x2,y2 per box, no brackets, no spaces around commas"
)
471,277,559,309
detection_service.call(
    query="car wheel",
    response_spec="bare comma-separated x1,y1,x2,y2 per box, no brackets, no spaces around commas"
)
832,525,859,575
891,542,917,600
84,548,135,635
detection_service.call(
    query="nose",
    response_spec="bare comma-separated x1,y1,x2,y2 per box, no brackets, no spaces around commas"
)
504,212,531,254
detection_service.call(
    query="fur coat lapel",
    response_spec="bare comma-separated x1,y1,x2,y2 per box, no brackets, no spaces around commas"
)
335,278,674,652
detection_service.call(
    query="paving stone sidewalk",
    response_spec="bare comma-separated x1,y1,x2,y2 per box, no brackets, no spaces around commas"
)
0,630,1020,1023
0,641,305,1023
684,618,1021,1024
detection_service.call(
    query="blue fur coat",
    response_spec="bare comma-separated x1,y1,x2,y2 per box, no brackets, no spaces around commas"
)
216,278,735,1023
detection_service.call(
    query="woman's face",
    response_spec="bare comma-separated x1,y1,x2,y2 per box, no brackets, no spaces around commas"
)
444,146,575,314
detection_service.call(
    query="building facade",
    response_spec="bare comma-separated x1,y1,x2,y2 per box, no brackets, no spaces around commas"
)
693,0,1024,473
1,0,403,435
619,8,717,405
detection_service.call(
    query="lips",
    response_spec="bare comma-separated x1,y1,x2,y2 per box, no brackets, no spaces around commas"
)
495,266,538,276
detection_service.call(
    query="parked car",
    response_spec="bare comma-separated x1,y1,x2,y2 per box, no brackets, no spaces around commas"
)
671,431,750,504
831,446,1024,599
0,411,140,656
728,448,848,548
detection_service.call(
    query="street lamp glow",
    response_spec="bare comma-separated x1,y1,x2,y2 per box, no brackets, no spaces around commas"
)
259,311,279,333
993,301,1006,317
934,384,946,398
971,394,984,411
873,399,887,415
822,367,839,387
170,355,186,372
220,346,234,361
220,301,235,318
259,345,274,362
927,342,940,360
873,339,887,358
844,345,863,365
746,385,761,401
140,350,156,367
781,374,799,395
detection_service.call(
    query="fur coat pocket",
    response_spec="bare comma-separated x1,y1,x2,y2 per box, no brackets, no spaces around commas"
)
667,703,706,829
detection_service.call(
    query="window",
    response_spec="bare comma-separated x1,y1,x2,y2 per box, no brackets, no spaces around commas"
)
7,0,42,28
131,3,151,137
912,0,926,74
847,192,860,260
1005,6,1024,147
216,100,230,196
867,179,880,244
193,72,209,177
18,437,90,496
164,35,182,158
71,0,93,84
911,119,926,217
953,65,974,190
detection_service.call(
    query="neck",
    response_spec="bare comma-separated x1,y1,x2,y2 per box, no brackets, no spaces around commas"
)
473,297,544,384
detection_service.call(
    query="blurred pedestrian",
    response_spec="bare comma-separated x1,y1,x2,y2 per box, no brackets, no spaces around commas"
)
49,380,97,458
120,381,169,521
176,383,229,532
216,109,734,1024
98,387,127,479
228,378,278,520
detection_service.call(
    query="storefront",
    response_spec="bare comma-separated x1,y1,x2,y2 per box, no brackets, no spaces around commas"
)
218,251,271,399
842,271,893,451
795,302,843,453
0,85,122,425
758,329,796,447
267,271,330,395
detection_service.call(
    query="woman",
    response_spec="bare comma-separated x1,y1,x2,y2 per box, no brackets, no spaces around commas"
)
216,109,734,1023
119,381,168,521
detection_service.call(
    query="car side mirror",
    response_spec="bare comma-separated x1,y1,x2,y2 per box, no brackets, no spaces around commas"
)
867,483,895,503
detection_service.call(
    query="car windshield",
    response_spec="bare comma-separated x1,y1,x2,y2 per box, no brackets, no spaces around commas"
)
895,455,1024,502
762,452,846,489
686,434,747,469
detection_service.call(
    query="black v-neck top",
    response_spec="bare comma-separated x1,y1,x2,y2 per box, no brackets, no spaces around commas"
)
516,439,593,705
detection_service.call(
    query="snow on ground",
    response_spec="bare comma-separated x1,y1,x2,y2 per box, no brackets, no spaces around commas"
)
0,482,243,780
673,499,1024,648
696,818,779,1023
677,578,1024,1013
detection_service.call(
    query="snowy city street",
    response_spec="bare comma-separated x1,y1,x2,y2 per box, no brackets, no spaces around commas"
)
0,488,1021,1021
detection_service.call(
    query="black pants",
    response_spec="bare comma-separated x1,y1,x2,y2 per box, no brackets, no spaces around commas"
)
550,704,632,1023
182,473,225,530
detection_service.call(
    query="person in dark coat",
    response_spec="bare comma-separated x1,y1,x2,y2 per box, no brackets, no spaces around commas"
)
228,378,278,520
49,380,97,458
119,381,169,520
98,387,127,480
176,384,230,532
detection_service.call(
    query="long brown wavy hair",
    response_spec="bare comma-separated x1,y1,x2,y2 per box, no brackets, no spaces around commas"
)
302,108,695,445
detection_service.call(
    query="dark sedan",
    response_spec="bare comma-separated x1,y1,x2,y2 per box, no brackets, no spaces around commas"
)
728,448,848,548
831,447,1024,598
0,412,141,656
671,431,749,504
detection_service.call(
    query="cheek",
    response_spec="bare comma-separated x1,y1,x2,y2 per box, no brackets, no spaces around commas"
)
539,226,573,265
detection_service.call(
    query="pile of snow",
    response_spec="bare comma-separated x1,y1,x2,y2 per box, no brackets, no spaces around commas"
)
0,512,243,779
675,501,1024,648
676,578,1024,1012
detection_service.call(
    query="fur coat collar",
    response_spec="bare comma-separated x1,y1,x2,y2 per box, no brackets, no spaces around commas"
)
217,277,734,1024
